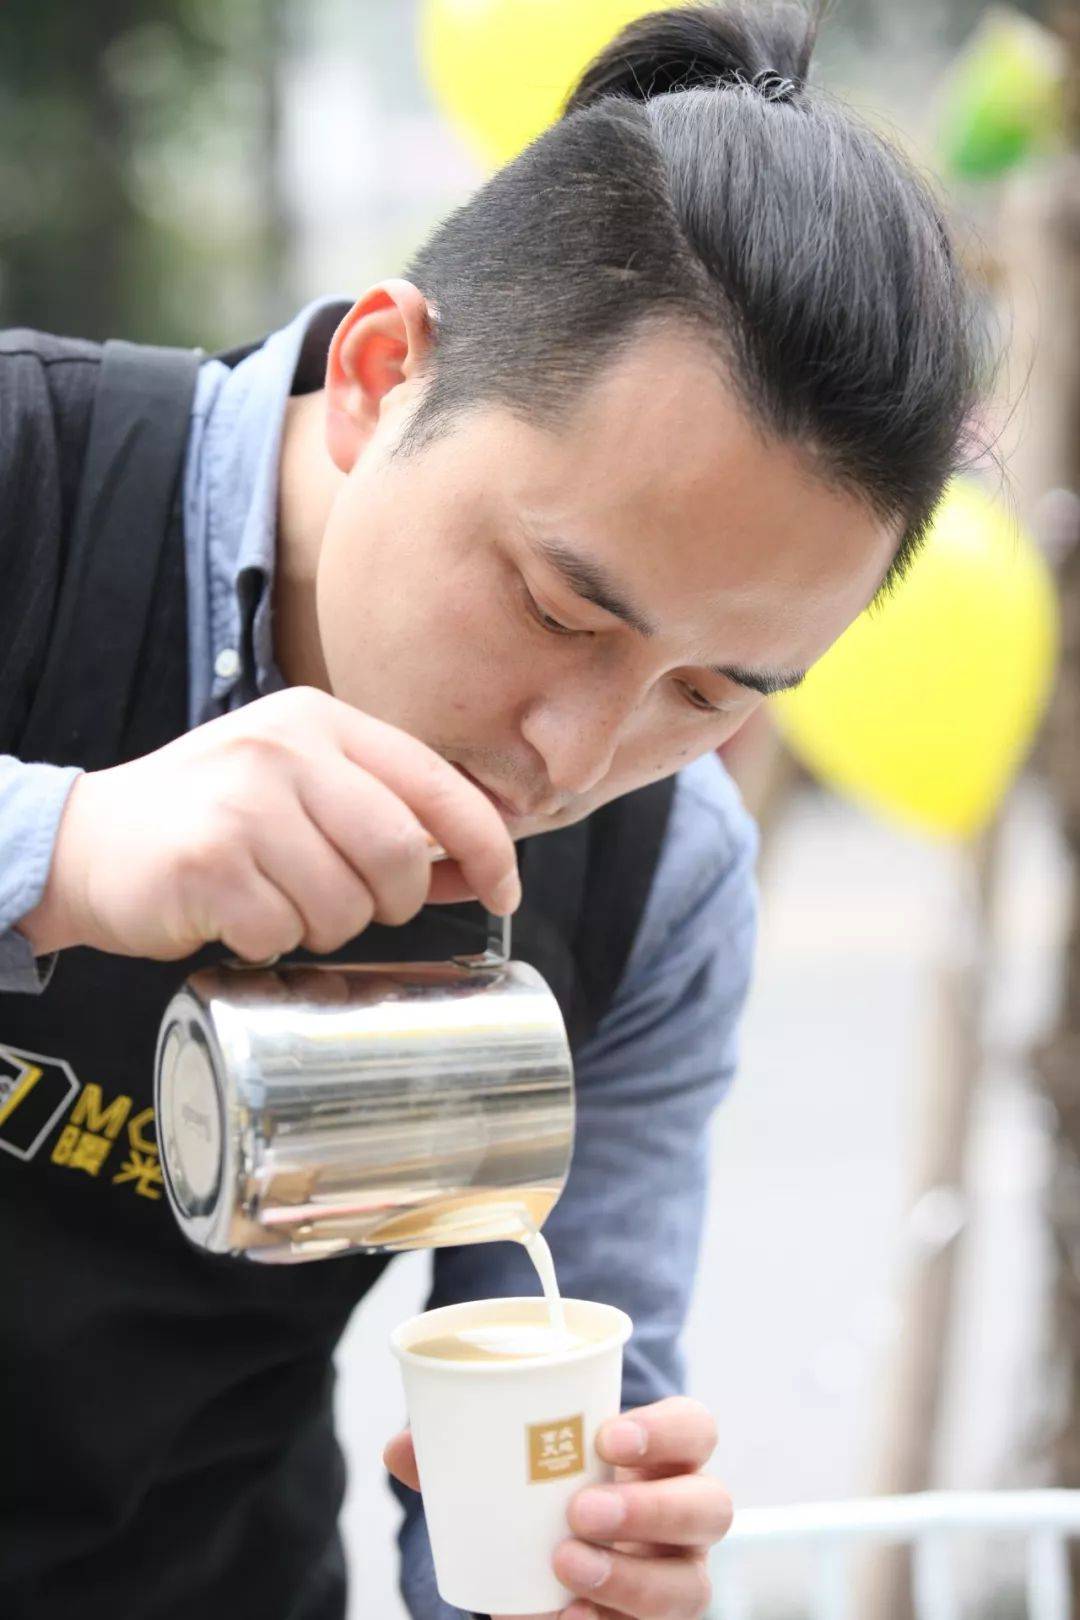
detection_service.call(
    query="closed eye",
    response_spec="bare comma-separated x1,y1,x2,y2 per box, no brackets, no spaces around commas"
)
678,680,736,715
522,584,587,637
519,563,738,708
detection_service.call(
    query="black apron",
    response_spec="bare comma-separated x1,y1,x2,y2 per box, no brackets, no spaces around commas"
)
0,336,674,1620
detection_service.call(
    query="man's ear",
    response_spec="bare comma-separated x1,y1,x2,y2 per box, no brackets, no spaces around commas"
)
324,279,437,473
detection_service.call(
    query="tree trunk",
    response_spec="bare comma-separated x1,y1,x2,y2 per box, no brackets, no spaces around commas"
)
0,1,139,339
1033,218,1080,1610
1022,8,1080,1602
857,836,997,1620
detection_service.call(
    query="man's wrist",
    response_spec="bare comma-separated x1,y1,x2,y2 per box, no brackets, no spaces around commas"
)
17,775,88,955
0,758,84,954
19,878,78,955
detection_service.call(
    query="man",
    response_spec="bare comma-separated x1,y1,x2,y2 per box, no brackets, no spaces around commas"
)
4,286,771,1620
1,2,979,1614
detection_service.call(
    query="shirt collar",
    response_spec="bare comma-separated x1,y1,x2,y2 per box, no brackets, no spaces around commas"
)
187,295,350,722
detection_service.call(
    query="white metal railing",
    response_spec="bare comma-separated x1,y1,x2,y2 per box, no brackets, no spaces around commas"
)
711,1491,1080,1620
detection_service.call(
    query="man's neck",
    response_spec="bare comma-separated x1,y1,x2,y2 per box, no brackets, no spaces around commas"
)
274,390,342,691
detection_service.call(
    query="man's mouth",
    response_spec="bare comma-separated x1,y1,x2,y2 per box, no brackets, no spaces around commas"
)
454,766,531,822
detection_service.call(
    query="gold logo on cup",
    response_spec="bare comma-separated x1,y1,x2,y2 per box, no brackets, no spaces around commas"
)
527,1413,585,1482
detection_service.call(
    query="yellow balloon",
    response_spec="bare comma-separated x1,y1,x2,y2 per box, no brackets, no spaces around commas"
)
419,0,663,168
772,480,1059,839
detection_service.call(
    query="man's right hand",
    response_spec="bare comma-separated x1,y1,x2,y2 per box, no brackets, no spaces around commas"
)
19,686,520,961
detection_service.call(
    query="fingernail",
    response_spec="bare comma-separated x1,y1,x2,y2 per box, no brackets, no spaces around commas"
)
572,1487,626,1537
604,1418,648,1461
491,872,522,914
560,1541,612,1590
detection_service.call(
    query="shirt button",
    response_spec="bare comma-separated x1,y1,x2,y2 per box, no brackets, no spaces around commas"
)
214,647,241,681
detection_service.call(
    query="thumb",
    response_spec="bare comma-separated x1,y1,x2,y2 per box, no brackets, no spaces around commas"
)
383,1428,421,1492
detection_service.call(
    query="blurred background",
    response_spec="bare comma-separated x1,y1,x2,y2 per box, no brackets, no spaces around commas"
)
2,1,1076,1615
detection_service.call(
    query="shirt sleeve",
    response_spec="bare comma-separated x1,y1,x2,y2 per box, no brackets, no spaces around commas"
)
390,754,759,1619
0,756,82,994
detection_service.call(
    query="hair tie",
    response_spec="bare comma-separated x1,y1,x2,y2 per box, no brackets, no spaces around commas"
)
749,68,798,103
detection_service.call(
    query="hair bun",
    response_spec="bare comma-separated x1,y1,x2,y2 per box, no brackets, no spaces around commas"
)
563,3,817,116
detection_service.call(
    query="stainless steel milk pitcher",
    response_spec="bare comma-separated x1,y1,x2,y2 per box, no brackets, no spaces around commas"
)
154,916,575,1263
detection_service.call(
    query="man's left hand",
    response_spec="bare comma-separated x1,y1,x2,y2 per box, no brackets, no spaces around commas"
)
384,1394,732,1619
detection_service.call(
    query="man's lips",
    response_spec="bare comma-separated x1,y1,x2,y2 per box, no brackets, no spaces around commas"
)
455,766,531,821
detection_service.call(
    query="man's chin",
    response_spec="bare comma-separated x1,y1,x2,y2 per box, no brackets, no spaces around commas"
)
500,812,546,842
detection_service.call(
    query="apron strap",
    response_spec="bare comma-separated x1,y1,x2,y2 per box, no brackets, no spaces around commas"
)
576,775,677,1027
19,340,200,769
519,773,676,1042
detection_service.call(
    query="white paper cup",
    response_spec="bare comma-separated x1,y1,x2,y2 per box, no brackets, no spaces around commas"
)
391,1295,632,1616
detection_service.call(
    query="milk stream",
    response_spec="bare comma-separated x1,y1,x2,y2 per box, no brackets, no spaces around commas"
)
517,1214,568,1344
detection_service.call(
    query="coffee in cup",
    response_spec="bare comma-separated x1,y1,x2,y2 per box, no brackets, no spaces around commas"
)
407,1315,603,1363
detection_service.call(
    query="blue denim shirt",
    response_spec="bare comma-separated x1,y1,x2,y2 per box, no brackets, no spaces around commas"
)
1,299,758,1619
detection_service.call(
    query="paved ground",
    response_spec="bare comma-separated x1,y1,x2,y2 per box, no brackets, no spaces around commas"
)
334,780,1066,1618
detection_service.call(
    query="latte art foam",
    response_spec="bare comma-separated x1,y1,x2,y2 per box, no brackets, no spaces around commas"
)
408,1320,590,1363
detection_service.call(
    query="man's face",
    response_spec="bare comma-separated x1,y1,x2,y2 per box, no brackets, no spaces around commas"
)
315,323,897,840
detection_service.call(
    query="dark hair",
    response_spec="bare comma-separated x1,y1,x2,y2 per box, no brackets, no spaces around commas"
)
401,2,985,587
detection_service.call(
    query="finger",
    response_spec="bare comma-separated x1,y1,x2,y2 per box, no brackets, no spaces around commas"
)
553,1540,711,1620
297,760,437,926
254,810,376,951
382,1429,420,1492
568,1474,733,1550
597,1398,718,1475
215,862,306,962
425,857,479,906
330,710,520,914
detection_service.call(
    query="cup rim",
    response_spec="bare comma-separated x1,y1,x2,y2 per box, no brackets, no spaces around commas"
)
390,1296,632,1372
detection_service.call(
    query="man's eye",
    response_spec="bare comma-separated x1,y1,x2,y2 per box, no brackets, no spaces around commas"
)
525,591,577,636
679,681,725,714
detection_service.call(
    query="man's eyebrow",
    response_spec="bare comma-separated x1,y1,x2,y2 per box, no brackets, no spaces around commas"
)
528,533,806,693
711,663,806,696
533,537,657,637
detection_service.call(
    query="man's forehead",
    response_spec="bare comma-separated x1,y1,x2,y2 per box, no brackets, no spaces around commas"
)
483,332,898,666
523,352,872,571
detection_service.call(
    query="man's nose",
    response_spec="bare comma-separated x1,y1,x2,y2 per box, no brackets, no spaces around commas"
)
521,691,634,802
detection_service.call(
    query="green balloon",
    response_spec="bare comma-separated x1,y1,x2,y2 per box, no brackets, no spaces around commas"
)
938,9,1064,181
